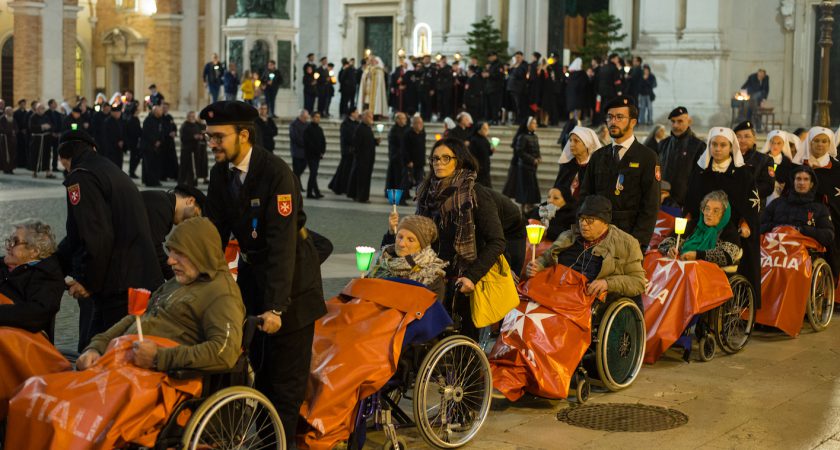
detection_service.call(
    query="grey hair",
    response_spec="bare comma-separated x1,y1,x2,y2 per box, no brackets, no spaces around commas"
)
12,219,57,259
700,190,730,213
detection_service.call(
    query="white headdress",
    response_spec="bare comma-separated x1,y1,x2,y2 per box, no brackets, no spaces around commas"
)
697,127,744,169
559,126,601,164
759,130,792,161
793,126,837,164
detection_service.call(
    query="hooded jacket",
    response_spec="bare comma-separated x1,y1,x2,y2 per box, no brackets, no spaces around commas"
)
760,165,835,248
86,217,246,372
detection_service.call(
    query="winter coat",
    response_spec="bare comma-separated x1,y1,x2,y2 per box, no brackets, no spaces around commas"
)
0,255,64,335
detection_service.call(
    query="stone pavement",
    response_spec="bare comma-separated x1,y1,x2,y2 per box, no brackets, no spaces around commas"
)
3,171,840,449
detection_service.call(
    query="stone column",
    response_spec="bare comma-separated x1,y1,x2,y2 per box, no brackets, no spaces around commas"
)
9,0,45,103
63,0,82,102
148,0,183,109
180,0,199,110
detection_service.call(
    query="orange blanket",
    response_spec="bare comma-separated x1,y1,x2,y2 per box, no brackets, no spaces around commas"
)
5,335,202,450
489,265,597,400
299,278,437,450
757,227,824,337
641,252,733,363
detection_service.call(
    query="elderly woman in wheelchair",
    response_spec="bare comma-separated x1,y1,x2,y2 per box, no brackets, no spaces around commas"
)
489,195,647,404
2,218,288,450
757,165,836,335
645,190,755,363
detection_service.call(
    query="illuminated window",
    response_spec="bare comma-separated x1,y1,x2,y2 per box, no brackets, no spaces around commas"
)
75,45,83,97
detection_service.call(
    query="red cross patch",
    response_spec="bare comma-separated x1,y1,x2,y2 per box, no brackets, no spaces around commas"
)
277,194,292,217
67,183,81,205
655,165,661,181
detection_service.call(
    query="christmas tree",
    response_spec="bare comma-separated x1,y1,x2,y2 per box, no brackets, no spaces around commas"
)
577,11,628,61
465,16,509,66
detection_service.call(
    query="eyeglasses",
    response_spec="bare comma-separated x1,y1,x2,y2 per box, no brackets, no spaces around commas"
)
4,236,25,250
579,216,598,226
203,131,236,144
606,114,629,123
429,155,456,165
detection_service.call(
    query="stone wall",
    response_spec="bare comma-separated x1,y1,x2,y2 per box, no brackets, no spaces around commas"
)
12,1,43,104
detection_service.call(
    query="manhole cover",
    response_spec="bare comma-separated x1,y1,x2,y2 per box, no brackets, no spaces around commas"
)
556,403,688,432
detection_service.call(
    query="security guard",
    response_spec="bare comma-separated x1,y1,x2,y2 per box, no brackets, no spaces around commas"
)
656,106,706,207
734,120,775,208
55,129,163,352
580,96,660,249
202,101,326,448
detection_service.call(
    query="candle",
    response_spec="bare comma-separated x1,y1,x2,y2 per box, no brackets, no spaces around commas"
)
525,224,547,263
674,217,688,260
356,246,376,277
490,137,500,147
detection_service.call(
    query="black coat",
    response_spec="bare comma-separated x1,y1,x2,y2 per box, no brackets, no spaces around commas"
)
56,149,163,295
179,121,206,186
469,134,493,188
553,158,588,200
657,128,706,206
506,63,527,95
329,118,359,195
580,139,661,247
347,123,377,202
761,190,834,248
435,64,454,91
124,115,142,151
515,132,541,204
101,116,125,168
385,124,408,189
338,66,357,94
811,158,840,269
684,161,761,307
255,116,278,152
485,61,505,94
402,128,426,188
303,122,326,160
742,147,775,207
597,64,621,99
0,255,64,335
141,114,165,186
206,145,326,333
161,113,179,180
464,73,484,117
565,71,589,112
141,190,176,280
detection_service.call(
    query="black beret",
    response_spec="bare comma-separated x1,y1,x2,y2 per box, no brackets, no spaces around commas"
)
668,106,688,119
604,95,635,111
59,129,97,149
199,101,258,125
111,103,122,112
733,120,754,133
173,184,207,211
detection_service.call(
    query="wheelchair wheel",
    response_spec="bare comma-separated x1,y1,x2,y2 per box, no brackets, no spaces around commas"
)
181,386,285,450
698,334,716,362
595,298,645,392
382,436,409,450
714,275,755,354
413,335,492,448
808,258,834,332
573,370,590,404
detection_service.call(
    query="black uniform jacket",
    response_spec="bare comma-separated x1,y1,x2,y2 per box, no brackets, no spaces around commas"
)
581,138,660,247
206,145,326,334
57,150,163,294
141,190,176,280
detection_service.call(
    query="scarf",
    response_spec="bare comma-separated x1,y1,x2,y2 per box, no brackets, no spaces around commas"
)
681,205,732,253
416,169,478,266
369,246,448,287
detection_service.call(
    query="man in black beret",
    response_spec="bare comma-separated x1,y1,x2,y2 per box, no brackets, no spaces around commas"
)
655,106,706,208
55,129,163,352
201,100,326,446
580,96,660,251
734,120,774,208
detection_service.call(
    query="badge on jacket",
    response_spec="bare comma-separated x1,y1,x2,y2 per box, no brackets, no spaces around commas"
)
655,165,661,181
67,184,81,205
277,194,292,217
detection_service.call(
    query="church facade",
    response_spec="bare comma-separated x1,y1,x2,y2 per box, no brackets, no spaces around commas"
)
0,0,837,127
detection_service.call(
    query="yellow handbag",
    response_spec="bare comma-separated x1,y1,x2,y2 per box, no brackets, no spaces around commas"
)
469,255,520,327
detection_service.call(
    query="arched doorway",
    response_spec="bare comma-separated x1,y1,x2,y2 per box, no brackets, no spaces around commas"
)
1,37,13,104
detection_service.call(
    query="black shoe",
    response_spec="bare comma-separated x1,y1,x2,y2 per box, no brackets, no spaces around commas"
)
129,173,138,179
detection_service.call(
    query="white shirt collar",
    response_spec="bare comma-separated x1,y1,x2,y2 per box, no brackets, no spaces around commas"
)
228,147,253,180
771,153,783,164
611,134,636,160
712,157,731,173
811,153,831,168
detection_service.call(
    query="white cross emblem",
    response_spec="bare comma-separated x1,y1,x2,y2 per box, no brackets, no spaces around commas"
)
503,300,554,338
750,189,761,212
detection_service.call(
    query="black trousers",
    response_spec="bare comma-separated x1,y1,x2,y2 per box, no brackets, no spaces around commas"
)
437,90,452,120
78,291,128,352
485,93,502,123
317,92,329,116
128,146,142,176
339,91,355,116
265,89,278,116
292,157,307,179
303,93,316,114
306,157,321,196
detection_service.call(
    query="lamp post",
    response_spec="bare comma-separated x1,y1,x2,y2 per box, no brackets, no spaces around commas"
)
815,0,835,128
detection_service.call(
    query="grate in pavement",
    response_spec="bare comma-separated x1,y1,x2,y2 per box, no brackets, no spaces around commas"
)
556,403,688,432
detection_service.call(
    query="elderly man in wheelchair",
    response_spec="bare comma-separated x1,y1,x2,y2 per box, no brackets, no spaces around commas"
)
758,165,836,335
3,218,284,450
645,190,755,363
489,195,647,404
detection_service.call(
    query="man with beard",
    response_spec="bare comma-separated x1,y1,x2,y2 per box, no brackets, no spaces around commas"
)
580,96,660,250
734,120,774,208
0,107,17,174
203,100,326,447
141,105,166,187
328,109,359,195
656,106,706,207
347,110,378,203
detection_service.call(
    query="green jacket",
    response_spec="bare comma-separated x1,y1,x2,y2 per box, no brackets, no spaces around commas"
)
536,224,647,298
86,217,245,372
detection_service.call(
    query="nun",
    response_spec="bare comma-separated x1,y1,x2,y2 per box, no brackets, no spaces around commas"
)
553,125,600,201
758,129,795,204
513,116,542,212
684,126,761,307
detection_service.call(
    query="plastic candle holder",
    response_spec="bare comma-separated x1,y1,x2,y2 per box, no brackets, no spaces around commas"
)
356,246,376,276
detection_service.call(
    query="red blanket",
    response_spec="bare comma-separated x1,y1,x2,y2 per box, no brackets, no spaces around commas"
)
649,210,677,250
757,227,824,337
489,265,597,400
5,335,202,450
642,252,733,363
299,278,437,450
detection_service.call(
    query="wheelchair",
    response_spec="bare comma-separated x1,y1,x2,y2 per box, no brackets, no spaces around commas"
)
806,254,834,332
574,296,645,402
348,282,493,450
145,316,286,450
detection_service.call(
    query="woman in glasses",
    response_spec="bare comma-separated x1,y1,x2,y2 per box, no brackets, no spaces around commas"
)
658,190,742,267
0,220,64,337
411,137,505,338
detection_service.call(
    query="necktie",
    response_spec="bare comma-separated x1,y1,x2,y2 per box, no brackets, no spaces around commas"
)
230,167,243,199
613,145,622,164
